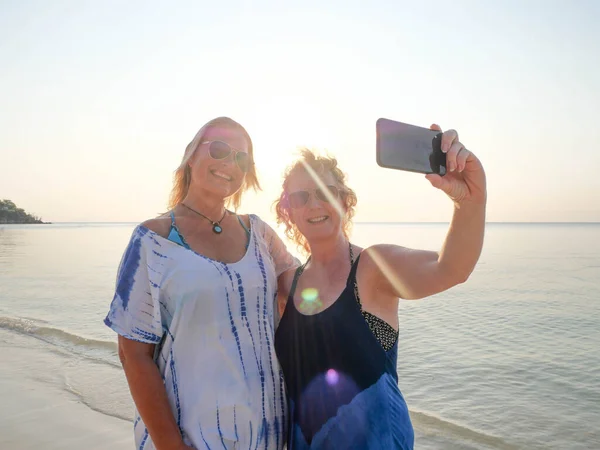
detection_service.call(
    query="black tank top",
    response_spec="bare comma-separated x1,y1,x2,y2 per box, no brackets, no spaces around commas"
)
274,254,414,449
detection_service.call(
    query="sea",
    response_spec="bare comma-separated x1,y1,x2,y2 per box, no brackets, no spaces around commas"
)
0,222,598,450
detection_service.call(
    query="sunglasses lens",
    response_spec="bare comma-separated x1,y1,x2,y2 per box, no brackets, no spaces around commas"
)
288,191,309,209
235,152,250,172
315,185,339,203
209,141,231,159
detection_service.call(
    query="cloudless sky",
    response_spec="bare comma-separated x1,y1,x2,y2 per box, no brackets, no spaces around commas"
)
1,0,599,223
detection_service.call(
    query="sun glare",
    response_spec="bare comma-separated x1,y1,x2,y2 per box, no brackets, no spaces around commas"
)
246,97,338,179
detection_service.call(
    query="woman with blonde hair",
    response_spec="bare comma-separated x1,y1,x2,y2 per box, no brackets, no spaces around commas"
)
274,125,487,449
105,117,298,450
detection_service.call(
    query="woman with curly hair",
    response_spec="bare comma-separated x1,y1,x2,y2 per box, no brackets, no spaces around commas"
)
273,125,487,449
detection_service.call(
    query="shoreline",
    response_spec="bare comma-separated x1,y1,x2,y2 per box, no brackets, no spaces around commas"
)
0,320,517,450
0,221,50,224
0,329,132,450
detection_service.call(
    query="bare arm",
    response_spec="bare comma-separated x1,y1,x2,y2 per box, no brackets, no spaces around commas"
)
365,199,485,299
366,126,487,300
437,200,486,284
276,268,296,319
118,337,190,450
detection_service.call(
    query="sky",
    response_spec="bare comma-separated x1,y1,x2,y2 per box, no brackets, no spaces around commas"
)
1,0,599,223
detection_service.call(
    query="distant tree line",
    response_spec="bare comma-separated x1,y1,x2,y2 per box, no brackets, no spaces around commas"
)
0,199,45,224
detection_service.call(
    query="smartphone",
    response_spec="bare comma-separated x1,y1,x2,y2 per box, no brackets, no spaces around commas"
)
376,118,446,176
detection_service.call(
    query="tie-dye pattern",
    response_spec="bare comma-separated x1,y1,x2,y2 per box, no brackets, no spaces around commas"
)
105,215,297,450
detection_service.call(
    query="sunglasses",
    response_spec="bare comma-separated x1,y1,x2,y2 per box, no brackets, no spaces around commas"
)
287,185,341,209
201,140,252,173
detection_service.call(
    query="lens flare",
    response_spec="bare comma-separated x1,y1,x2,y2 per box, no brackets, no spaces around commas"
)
299,160,345,219
325,369,339,386
364,246,407,299
301,287,318,301
299,370,360,432
299,287,322,314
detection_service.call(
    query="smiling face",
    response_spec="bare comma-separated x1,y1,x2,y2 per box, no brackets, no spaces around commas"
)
274,148,358,254
286,168,346,245
188,125,250,200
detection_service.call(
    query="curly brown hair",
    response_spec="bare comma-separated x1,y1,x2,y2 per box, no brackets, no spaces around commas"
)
274,148,357,254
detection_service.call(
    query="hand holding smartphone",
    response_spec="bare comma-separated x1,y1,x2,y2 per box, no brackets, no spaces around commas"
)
376,118,447,176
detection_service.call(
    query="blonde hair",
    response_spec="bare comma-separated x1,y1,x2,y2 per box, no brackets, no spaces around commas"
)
168,117,260,211
274,148,357,254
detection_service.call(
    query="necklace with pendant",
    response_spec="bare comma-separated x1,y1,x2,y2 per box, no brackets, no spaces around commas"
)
181,203,227,234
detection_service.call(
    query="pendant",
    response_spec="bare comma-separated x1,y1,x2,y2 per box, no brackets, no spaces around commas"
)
213,224,223,234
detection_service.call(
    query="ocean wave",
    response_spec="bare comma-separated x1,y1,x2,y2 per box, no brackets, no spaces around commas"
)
410,409,518,450
0,315,119,366
63,373,132,423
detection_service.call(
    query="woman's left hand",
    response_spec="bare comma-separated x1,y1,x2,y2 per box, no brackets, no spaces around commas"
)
425,124,487,205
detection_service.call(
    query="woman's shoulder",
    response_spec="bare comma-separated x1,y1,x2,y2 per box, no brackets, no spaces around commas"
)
245,214,275,234
240,213,267,237
356,243,415,289
357,244,392,271
234,212,251,230
140,213,172,239
247,215,289,250
244,213,262,224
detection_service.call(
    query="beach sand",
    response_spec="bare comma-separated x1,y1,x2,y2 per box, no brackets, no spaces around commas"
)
0,329,133,450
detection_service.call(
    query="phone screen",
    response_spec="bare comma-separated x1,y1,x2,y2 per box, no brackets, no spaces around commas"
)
376,118,446,175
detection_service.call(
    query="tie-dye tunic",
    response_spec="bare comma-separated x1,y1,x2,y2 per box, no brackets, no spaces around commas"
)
104,214,297,450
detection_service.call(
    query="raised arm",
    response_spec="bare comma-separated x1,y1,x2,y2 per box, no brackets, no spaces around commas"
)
364,125,487,300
